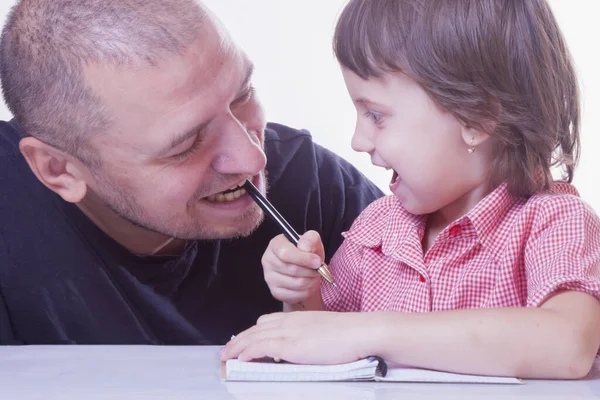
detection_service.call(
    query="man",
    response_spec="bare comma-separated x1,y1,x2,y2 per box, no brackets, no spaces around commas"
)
0,0,382,344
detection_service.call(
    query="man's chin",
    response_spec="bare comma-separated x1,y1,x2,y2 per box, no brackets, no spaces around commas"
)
212,225,260,240
183,209,265,241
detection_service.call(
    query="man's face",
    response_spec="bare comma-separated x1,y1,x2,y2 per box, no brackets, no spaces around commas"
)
83,22,267,240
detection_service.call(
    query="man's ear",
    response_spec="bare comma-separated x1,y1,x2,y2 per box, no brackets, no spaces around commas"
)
19,137,88,203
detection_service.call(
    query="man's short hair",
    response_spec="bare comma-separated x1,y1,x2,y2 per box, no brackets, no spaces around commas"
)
0,0,206,165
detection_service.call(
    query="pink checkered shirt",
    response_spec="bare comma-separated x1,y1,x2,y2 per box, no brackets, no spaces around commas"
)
322,182,600,312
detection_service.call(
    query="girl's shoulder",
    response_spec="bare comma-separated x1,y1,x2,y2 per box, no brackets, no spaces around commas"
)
504,182,600,250
523,182,597,221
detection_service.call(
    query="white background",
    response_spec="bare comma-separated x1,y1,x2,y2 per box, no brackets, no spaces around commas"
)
1,0,598,211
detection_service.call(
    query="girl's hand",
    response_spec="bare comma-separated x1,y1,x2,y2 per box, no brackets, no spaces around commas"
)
262,231,324,307
220,311,373,365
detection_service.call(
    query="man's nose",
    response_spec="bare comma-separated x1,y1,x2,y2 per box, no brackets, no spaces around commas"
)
211,117,267,176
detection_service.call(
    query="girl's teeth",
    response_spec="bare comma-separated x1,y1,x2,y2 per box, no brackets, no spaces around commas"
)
205,188,247,203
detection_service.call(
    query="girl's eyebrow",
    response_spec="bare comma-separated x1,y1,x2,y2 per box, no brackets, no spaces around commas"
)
355,97,388,110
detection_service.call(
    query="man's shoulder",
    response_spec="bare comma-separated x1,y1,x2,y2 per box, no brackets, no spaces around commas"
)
264,122,347,163
265,122,343,163
0,119,33,195
263,122,320,186
262,122,383,261
263,122,314,166
0,119,56,231
265,122,312,142
0,119,22,158
0,119,39,192
264,122,382,194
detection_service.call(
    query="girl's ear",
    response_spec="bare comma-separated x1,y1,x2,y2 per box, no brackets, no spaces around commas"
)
461,94,500,148
460,125,492,149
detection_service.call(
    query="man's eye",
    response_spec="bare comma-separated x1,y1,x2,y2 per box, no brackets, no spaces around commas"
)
172,138,202,161
234,86,256,105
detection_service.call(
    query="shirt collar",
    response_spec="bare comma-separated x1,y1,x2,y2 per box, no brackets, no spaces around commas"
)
466,183,515,241
343,196,425,259
343,183,518,260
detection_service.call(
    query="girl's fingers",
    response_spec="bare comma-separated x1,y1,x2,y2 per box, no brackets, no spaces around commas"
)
264,270,320,291
268,235,322,269
222,319,282,361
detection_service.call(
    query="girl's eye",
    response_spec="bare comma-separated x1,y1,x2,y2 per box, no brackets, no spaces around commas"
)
364,111,384,124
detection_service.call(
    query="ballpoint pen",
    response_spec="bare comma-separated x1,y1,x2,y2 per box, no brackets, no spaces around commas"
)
242,179,336,286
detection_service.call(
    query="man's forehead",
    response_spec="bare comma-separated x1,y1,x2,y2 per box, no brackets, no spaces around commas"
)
82,32,253,154
84,28,246,109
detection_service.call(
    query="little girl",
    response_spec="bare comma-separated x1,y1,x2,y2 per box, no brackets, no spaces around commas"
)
222,0,600,379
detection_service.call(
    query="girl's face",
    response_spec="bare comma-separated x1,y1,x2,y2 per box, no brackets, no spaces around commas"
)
342,67,496,225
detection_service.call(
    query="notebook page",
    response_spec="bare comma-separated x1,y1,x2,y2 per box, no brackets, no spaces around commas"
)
376,364,522,384
225,358,379,382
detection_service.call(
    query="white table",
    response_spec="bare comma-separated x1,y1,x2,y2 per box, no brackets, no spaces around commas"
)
1,346,599,399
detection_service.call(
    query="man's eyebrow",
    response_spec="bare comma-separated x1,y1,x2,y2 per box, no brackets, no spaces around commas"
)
165,120,210,154
162,63,254,155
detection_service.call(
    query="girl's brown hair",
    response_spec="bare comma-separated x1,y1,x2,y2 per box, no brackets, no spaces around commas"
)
334,0,580,197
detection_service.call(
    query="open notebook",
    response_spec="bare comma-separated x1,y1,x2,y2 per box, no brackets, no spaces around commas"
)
223,357,522,384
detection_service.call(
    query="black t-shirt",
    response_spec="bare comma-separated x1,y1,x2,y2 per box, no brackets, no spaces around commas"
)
0,120,383,345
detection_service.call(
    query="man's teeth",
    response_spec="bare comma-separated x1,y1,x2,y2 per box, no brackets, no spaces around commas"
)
205,187,247,203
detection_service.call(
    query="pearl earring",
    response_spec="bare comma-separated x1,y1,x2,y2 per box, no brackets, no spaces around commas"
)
468,137,476,154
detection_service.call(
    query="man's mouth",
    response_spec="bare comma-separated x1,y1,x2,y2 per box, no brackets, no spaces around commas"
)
204,184,247,203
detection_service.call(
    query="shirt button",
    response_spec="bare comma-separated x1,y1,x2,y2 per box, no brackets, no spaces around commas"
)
449,225,462,236
419,275,426,283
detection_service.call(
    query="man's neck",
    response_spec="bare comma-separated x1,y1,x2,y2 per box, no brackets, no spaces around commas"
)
76,195,186,256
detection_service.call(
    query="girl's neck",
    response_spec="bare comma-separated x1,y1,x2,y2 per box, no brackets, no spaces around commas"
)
422,182,495,253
